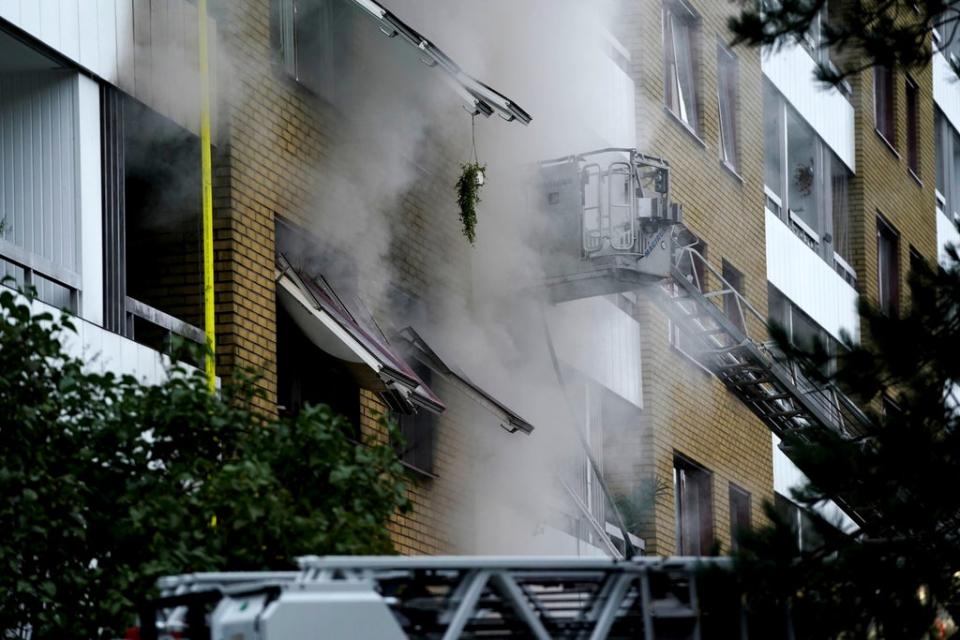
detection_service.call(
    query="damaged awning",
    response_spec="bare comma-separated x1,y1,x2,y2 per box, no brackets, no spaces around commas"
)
398,327,534,435
350,0,532,125
276,260,444,415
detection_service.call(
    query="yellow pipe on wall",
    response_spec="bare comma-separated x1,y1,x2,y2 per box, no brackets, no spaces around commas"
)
199,0,216,394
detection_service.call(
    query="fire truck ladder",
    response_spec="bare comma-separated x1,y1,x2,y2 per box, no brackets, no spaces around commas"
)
147,556,742,640
655,243,872,450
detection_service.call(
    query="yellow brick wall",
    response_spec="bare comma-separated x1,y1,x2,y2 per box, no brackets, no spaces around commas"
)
615,0,774,555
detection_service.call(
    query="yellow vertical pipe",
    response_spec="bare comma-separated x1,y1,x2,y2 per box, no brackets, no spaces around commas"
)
199,0,216,394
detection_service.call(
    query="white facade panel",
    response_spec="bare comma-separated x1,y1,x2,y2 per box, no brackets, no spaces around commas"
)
57,0,81,62
77,73,103,325
762,44,856,171
549,296,643,408
937,209,960,268
933,50,960,135
765,209,860,342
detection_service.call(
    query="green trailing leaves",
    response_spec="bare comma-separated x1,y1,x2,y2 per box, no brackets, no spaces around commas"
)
0,289,410,638
456,162,485,245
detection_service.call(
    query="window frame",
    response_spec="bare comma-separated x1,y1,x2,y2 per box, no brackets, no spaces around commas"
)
728,483,751,553
674,453,714,556
662,0,702,135
716,41,740,174
721,259,745,332
905,76,920,178
876,214,901,317
873,64,896,149
273,0,338,99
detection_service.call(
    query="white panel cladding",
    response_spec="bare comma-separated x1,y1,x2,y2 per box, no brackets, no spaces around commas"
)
0,0,217,136
77,73,103,325
766,209,860,342
937,209,960,268
773,434,857,533
549,296,643,408
933,50,960,135
762,43,855,171
0,70,79,272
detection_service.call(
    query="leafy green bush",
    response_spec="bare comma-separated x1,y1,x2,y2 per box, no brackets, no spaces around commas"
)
0,287,410,638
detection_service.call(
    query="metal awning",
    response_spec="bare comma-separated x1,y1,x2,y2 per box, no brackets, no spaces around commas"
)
398,327,534,435
276,260,444,415
350,0,532,125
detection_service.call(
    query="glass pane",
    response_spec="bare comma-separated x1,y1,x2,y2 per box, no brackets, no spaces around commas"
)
953,126,960,219
936,110,947,200
830,151,852,262
763,84,783,200
718,49,738,168
787,107,819,232
671,13,698,129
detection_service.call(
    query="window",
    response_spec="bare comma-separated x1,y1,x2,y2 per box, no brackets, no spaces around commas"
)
663,1,701,133
938,109,960,222
764,81,855,280
396,362,438,475
877,216,900,316
933,11,960,76
874,65,896,146
717,43,739,172
671,238,709,364
774,493,823,553
722,260,745,332
674,454,714,556
767,285,841,374
274,0,340,98
906,78,920,175
728,484,751,553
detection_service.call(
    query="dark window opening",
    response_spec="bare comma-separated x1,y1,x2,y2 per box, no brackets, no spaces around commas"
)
906,78,919,175
273,0,343,99
395,361,438,476
102,89,204,357
877,216,900,316
674,453,714,556
276,304,361,434
874,65,896,146
774,493,824,553
767,284,841,375
728,484,751,553
721,260,745,332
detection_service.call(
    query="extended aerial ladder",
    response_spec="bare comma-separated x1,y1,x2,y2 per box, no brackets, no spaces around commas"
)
141,555,744,639
539,148,873,522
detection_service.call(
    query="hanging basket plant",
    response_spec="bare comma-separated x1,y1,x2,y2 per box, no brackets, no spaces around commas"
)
456,162,485,245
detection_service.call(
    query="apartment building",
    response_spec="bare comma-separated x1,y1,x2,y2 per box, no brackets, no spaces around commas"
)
0,0,952,560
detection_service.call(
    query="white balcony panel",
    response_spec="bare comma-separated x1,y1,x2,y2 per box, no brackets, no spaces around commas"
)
77,73,103,325
549,296,643,409
762,44,855,171
773,434,857,533
0,0,217,136
933,50,960,135
766,209,860,342
937,209,960,268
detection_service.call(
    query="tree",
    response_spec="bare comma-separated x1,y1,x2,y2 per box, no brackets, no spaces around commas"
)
729,0,960,85
0,287,410,638
727,248,960,637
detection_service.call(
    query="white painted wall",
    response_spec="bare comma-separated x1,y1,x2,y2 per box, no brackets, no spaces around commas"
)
766,209,860,342
0,0,217,135
933,50,960,135
762,43,856,172
549,296,643,408
773,434,857,533
937,209,960,268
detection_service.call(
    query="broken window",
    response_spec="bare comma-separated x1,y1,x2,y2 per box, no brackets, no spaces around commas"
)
774,493,824,553
0,66,80,311
877,215,900,317
101,89,205,355
767,285,840,375
277,303,362,433
663,1,701,133
716,43,739,173
396,361,437,475
728,484,751,553
874,65,896,146
674,454,713,556
906,77,920,176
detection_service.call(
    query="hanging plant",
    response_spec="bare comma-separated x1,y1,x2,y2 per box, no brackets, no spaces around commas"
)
456,162,485,245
